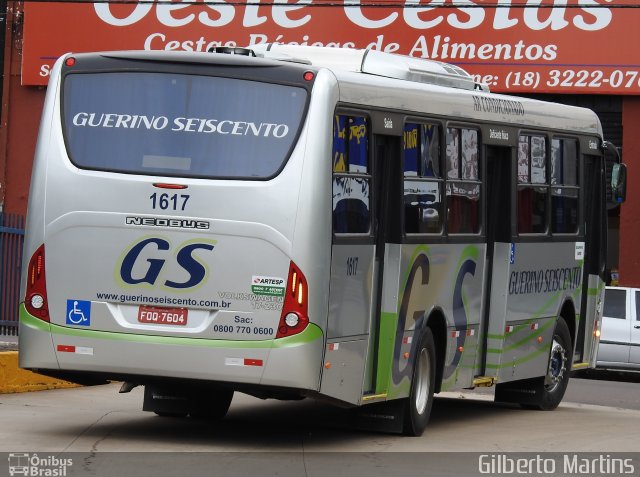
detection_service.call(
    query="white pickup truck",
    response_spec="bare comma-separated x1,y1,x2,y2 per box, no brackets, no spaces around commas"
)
598,287,640,370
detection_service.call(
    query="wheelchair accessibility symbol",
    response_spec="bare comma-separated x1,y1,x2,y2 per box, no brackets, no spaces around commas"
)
66,300,91,326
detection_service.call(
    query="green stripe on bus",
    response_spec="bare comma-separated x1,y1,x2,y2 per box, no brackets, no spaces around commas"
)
375,311,397,395
20,305,323,349
501,319,555,353
484,345,550,369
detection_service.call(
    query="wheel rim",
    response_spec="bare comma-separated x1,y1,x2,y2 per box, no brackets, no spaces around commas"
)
414,347,431,414
544,336,567,392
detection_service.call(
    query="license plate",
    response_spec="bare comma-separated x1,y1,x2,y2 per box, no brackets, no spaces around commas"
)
138,305,188,326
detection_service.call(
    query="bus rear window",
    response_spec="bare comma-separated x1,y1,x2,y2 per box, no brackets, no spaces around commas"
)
62,72,307,179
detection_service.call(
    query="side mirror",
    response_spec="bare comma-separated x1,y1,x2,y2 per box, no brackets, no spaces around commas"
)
611,162,627,204
603,141,625,208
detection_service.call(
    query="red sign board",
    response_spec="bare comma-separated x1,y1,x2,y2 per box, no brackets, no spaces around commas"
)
22,0,640,94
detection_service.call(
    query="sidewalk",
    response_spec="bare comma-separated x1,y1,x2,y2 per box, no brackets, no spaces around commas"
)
0,340,79,393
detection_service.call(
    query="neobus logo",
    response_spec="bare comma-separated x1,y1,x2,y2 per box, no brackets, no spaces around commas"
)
118,237,216,290
126,216,210,230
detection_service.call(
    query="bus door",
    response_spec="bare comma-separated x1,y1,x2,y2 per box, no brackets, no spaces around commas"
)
480,144,514,378
577,151,607,364
321,112,402,405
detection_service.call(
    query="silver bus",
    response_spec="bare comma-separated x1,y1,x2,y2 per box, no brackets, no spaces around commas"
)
19,45,623,435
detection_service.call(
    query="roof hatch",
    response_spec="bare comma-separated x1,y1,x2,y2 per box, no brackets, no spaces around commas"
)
249,44,488,92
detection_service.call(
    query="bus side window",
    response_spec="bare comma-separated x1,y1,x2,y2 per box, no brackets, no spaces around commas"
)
551,138,579,234
518,135,548,234
446,127,481,234
332,115,371,234
403,122,443,234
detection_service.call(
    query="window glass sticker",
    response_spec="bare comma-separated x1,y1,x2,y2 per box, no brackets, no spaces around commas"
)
446,128,460,179
518,135,530,183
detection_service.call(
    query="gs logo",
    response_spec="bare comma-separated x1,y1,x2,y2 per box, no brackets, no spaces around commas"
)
391,248,477,386
118,237,216,290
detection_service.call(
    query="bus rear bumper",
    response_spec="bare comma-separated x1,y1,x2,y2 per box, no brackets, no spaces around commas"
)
18,306,324,392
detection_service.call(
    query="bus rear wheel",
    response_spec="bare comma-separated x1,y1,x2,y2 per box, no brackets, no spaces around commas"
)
402,327,436,436
189,389,234,420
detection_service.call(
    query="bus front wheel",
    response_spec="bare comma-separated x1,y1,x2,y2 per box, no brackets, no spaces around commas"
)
495,318,572,410
402,327,436,436
527,318,572,410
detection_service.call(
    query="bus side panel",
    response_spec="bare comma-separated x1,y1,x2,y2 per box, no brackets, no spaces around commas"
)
18,58,66,369
384,243,486,399
492,242,584,384
286,69,338,340
20,58,66,300
327,244,375,339
580,274,605,368
320,245,375,404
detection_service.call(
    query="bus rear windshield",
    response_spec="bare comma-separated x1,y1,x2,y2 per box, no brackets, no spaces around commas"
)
62,72,308,179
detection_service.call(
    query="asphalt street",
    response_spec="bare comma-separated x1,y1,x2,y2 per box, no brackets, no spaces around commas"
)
1,378,639,477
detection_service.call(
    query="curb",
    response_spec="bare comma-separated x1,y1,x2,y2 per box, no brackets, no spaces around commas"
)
0,351,79,393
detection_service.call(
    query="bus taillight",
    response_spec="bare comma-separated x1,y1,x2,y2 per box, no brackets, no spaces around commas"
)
277,261,309,338
25,244,50,322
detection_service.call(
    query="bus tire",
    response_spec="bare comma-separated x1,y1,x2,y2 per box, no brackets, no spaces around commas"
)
402,327,436,436
495,319,572,410
189,389,234,420
528,318,572,410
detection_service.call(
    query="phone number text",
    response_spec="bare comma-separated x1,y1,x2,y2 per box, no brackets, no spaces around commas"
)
500,69,640,90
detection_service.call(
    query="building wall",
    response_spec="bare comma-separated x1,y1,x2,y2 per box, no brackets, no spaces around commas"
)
619,97,640,287
0,3,44,215
2,82,43,215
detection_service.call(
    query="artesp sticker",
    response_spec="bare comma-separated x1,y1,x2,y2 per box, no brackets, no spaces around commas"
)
251,276,285,297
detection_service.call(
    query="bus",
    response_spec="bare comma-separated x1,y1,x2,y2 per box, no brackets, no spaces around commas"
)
19,45,625,436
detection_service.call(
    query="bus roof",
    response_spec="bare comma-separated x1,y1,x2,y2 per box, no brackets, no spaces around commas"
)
253,44,601,137
63,47,603,138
